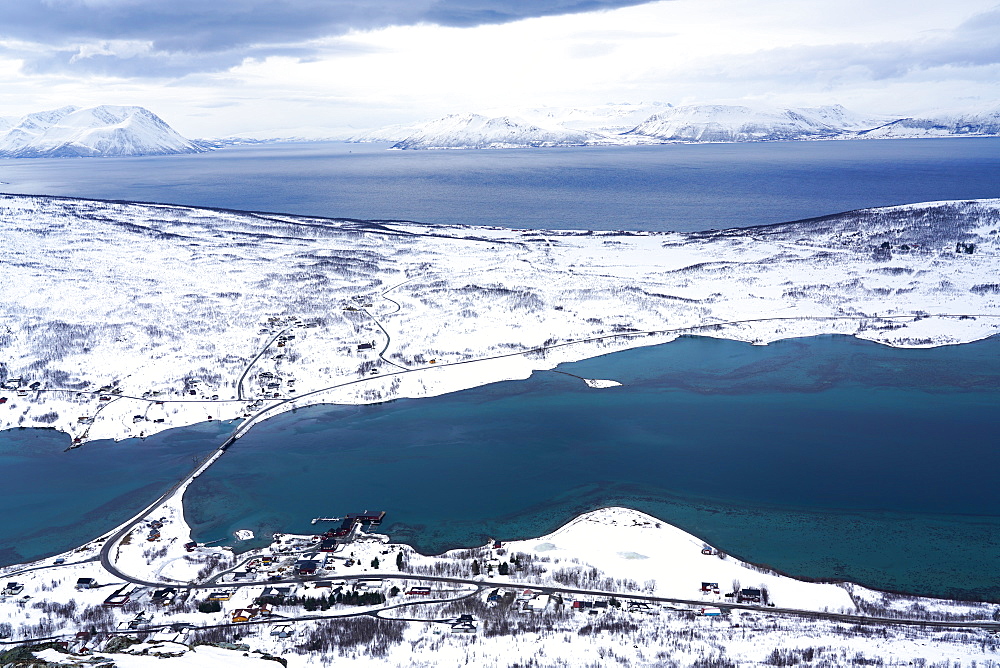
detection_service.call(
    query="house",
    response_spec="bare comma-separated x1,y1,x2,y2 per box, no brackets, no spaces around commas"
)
231,571,255,581
486,589,502,603
701,582,720,592
207,590,232,601
347,510,385,525
451,620,477,633
2,582,24,595
184,541,198,552
738,588,763,604
103,592,130,606
232,608,264,623
701,548,714,555
261,586,294,600
151,588,176,605
407,586,431,596
270,624,293,638
524,594,550,612
294,559,321,576
357,342,375,351
700,607,723,617
75,578,97,590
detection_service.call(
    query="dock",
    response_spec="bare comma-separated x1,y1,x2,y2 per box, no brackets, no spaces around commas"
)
311,517,342,525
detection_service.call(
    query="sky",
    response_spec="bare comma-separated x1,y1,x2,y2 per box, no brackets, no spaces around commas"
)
0,0,998,137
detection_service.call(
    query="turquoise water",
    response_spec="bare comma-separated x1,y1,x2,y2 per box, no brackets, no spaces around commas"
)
0,421,228,566
183,335,1000,601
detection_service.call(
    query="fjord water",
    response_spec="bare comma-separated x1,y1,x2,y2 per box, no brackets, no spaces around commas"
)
3,138,1000,231
183,335,1000,601
0,420,228,566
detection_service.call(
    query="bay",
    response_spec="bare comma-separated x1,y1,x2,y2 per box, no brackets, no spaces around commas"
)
2,138,999,232
183,335,1000,601
0,421,228,567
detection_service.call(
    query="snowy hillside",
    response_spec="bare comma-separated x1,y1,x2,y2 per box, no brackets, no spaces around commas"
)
361,102,1000,149
344,103,672,145
626,104,888,142
857,108,1000,139
0,195,998,446
500,101,674,134
389,113,592,149
0,105,203,158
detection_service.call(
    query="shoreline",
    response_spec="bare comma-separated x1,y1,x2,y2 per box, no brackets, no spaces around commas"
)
4,330,1000,602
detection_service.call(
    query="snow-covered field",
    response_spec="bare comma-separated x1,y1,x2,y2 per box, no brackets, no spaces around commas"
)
2,194,999,446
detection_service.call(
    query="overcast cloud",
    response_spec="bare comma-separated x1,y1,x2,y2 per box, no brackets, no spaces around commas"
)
0,0,653,77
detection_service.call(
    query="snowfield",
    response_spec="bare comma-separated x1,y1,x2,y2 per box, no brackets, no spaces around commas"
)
2,194,999,445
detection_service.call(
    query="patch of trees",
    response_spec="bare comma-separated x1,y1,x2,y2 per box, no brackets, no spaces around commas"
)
298,617,403,658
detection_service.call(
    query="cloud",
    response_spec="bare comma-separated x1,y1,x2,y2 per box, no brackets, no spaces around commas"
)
662,5,1000,88
0,0,656,78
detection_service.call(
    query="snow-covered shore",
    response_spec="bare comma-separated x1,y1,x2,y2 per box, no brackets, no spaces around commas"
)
2,507,997,667
2,194,998,446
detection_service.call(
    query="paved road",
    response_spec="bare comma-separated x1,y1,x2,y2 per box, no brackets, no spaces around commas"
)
237,327,292,401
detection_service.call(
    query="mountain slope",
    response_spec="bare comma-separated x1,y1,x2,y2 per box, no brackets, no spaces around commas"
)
0,105,204,158
626,104,888,142
390,113,592,149
857,108,1000,139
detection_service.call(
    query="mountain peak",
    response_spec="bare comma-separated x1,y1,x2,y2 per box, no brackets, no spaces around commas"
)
0,105,203,158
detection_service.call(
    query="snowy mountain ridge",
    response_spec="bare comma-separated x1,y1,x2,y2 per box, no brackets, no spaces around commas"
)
356,102,1000,149
0,105,204,158
388,112,594,149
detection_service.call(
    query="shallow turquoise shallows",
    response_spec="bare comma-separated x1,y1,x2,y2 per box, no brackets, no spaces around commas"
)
179,334,1000,602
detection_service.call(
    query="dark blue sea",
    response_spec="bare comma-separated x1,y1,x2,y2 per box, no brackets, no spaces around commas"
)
2,137,999,231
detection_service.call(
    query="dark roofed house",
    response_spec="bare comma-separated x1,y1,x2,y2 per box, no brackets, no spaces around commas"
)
294,560,321,576
75,577,97,590
738,588,763,604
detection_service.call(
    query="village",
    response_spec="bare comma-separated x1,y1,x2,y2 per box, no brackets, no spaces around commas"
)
3,505,999,666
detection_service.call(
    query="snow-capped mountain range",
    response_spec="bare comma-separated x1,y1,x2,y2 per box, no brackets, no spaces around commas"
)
349,103,1000,150
0,105,204,158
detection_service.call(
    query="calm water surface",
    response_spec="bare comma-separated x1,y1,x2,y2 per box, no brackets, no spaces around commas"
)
0,421,228,566
2,138,999,231
183,335,1000,601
